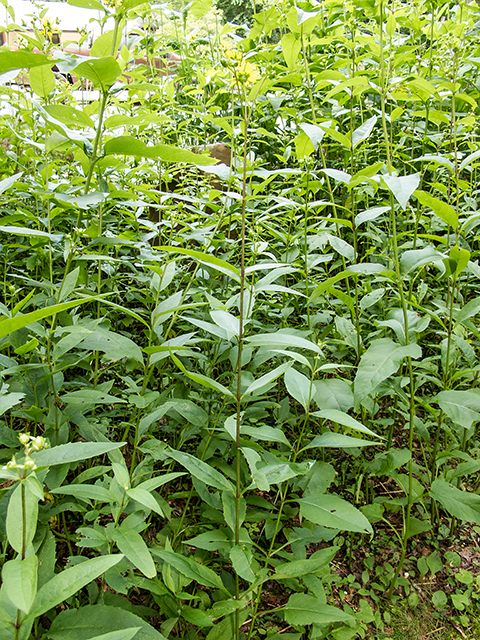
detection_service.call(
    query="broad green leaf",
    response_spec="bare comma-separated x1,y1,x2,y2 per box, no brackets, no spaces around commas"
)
210,309,239,337
313,379,354,411
84,630,141,640
167,448,234,493
430,478,480,525
298,493,373,533
111,527,156,579
6,483,38,554
284,367,312,410
435,390,480,429
105,138,218,165
184,530,230,552
32,442,125,468
27,555,123,620
171,353,234,398
229,546,255,582
355,205,390,226
2,556,37,614
309,270,354,302
246,332,322,354
304,433,381,448
47,604,165,640
0,295,110,340
275,547,339,578
181,606,214,627
241,425,291,447
0,51,52,74
383,173,420,210
459,149,480,171
414,190,457,227
58,267,80,302
311,410,379,438
445,245,470,279
126,488,164,516
285,593,354,626
351,115,377,149
354,339,422,407
281,33,301,71
75,57,122,91
0,392,24,417
300,123,326,149
90,29,123,58
295,130,315,159
157,247,240,281
50,484,113,503
151,549,226,591
189,0,213,19
455,296,480,326
400,245,445,276
78,329,143,363
68,0,104,9
243,361,292,397
29,65,55,98
61,389,127,406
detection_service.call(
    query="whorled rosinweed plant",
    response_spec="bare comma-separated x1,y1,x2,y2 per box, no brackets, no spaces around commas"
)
1,0,480,638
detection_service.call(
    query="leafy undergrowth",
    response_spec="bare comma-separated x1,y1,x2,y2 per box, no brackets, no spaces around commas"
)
1,0,480,639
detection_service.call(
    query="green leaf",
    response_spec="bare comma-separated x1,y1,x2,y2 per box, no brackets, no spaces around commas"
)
2,556,38,614
430,479,480,525
351,115,377,149
246,332,322,354
68,0,105,9
6,482,38,554
90,29,123,58
104,138,218,165
298,493,373,533
0,51,52,74
284,593,354,626
75,57,122,91
29,65,55,98
181,606,214,627
281,33,301,71
434,390,480,429
151,549,226,591
414,190,457,227
275,547,339,578
78,329,143,363
311,409,381,438
284,367,312,410
382,173,420,210
126,488,164,516
0,295,110,340
171,353,234,397
304,433,381,448
309,270,354,302
85,630,141,640
167,448,234,493
354,339,422,407
48,604,165,640
50,484,113,503
32,442,125,468
243,362,292,397
0,392,24,417
229,546,255,582
400,245,445,276
111,527,156,579
61,389,127,406
157,247,240,281
313,379,354,411
455,297,480,326
27,555,123,620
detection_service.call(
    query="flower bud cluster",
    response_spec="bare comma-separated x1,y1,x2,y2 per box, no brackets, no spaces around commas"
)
3,434,48,475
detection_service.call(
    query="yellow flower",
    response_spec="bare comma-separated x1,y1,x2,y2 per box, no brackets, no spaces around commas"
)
235,60,260,86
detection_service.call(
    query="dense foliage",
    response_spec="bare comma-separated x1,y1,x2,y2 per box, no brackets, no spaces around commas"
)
1,0,480,639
